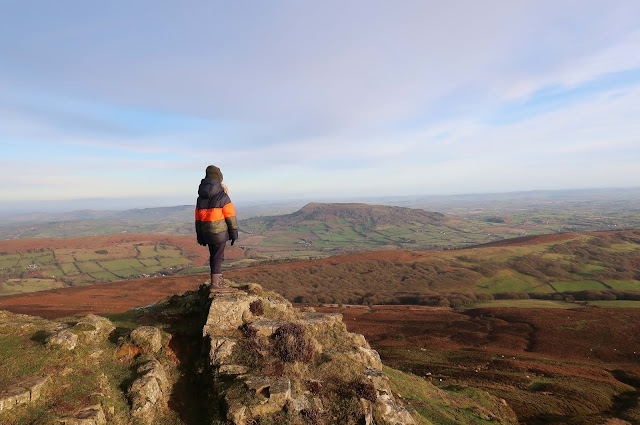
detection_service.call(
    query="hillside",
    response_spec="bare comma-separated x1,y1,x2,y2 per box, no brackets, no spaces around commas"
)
0,283,517,424
227,229,640,306
240,202,487,254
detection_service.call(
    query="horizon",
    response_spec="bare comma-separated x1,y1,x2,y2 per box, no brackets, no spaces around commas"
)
2,1,640,202
1,185,639,216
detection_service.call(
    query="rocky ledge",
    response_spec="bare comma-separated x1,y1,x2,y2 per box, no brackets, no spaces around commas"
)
204,284,416,424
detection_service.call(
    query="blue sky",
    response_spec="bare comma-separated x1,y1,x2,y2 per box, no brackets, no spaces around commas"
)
1,0,640,208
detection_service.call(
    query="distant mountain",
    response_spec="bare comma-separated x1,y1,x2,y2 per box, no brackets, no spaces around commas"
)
244,202,445,232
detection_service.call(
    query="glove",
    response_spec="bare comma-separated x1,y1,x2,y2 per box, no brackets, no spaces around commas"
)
230,239,235,246
197,235,206,246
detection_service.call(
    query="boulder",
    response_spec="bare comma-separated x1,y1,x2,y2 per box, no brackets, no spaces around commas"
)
0,386,30,412
345,347,383,370
243,376,292,416
227,400,247,425
130,326,163,353
72,315,115,342
209,337,237,366
248,318,289,337
219,364,250,375
129,359,169,423
203,292,258,337
373,394,416,425
0,375,50,412
57,404,106,425
348,332,371,350
46,329,78,350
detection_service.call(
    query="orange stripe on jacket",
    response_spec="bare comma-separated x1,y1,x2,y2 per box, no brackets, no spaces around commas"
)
222,202,236,218
195,207,225,222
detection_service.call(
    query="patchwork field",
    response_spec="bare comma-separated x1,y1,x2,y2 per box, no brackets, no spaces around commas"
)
0,234,246,295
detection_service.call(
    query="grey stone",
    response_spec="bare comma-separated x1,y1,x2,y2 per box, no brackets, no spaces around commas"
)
129,359,170,424
219,364,250,375
227,400,247,425
73,315,115,342
0,386,30,413
374,394,416,425
244,376,292,416
209,337,237,366
203,292,258,337
130,326,163,353
46,329,78,350
57,404,106,425
248,318,289,337
348,332,371,350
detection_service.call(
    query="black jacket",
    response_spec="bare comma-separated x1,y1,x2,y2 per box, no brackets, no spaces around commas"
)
195,178,238,245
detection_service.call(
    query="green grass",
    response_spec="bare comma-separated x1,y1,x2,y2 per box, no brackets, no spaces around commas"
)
89,271,122,281
99,258,145,271
551,280,608,292
158,257,191,268
476,270,551,294
139,257,160,267
60,262,80,275
137,245,158,257
604,280,640,290
76,261,104,273
579,263,605,275
384,366,517,425
586,301,640,308
156,245,182,257
0,279,64,294
466,300,579,309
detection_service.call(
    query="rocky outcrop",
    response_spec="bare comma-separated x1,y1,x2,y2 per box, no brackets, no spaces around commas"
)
57,404,107,425
0,376,50,413
203,283,416,425
128,359,170,424
46,314,115,351
130,326,163,353
46,329,78,350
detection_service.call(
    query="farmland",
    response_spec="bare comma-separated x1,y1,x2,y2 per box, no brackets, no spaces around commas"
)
0,234,246,295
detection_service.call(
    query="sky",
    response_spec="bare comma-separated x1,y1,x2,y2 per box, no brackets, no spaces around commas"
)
1,0,640,209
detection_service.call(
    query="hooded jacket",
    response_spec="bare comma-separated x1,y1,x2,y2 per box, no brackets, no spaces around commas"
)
195,178,238,245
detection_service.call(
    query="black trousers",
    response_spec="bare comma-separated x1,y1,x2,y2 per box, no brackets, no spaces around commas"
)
208,242,226,274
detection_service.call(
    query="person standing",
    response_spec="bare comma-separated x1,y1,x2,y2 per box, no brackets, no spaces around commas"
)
195,165,238,289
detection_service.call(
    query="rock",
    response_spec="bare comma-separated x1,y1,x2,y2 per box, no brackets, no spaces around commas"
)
0,375,51,412
346,347,382,370
73,315,115,342
203,292,258,337
57,404,106,425
301,312,343,326
19,375,50,400
209,337,237,366
291,395,311,412
129,359,169,423
240,283,263,295
248,318,290,337
348,333,371,350
264,295,291,313
227,400,247,425
46,329,78,350
362,367,393,396
244,376,292,416
219,364,250,375
130,326,163,353
0,386,30,412
373,393,416,425
137,360,170,392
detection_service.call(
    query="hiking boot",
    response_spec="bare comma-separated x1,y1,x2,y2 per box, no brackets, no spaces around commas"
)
211,273,228,289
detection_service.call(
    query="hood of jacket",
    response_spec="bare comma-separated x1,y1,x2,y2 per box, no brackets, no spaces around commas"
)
198,178,223,199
